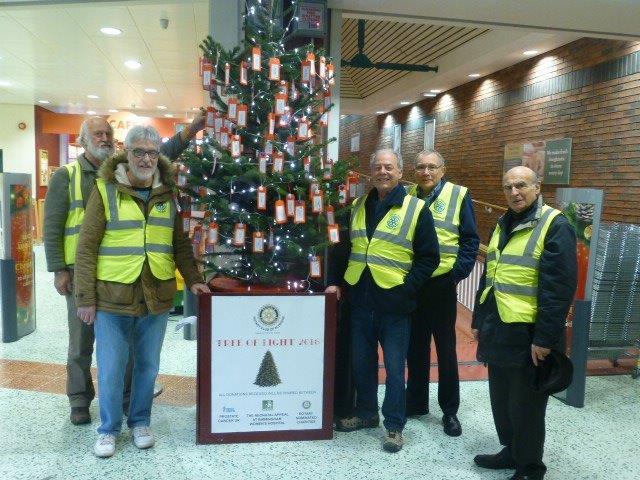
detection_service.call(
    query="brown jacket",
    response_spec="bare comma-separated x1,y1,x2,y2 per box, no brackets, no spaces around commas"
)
74,153,202,316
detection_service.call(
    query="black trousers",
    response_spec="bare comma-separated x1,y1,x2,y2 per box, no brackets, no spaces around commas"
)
488,364,549,475
406,276,459,415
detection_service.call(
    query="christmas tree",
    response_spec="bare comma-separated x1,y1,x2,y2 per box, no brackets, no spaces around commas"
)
177,0,356,287
254,350,282,387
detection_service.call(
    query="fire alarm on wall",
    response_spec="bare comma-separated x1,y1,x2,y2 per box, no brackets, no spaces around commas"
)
18,122,27,130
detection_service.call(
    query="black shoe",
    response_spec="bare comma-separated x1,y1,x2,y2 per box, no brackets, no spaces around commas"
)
474,447,517,470
510,472,544,480
70,407,91,425
442,414,462,437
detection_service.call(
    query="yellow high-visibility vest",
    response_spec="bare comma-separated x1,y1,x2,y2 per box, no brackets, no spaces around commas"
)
63,161,85,265
479,204,561,323
344,193,425,289
95,179,175,283
408,181,466,277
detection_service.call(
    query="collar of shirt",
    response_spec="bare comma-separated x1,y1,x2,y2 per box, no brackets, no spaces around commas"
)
417,178,445,206
367,183,406,208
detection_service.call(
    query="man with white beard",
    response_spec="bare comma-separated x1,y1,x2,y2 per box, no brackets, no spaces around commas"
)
44,116,204,425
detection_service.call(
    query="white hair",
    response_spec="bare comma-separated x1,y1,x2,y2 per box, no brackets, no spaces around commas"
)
371,148,403,169
416,149,446,166
124,125,161,149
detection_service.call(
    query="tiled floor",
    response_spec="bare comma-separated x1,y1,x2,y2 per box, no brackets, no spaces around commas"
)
1,246,639,479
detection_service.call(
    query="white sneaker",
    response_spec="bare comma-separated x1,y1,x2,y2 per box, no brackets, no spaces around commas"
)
132,426,155,449
94,434,116,458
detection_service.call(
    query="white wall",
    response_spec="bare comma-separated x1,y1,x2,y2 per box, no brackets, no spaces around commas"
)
0,104,36,191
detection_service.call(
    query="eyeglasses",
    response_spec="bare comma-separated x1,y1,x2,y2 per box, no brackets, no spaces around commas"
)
503,181,533,192
131,148,160,159
415,163,443,173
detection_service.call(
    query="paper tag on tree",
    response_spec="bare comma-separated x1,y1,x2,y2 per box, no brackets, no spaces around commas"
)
286,136,295,156
265,136,274,155
207,222,219,245
312,191,324,214
272,152,284,173
230,134,241,157
319,56,326,79
237,104,248,127
327,63,335,84
275,200,287,224
304,156,312,173
206,106,216,127
301,61,311,83
253,231,265,253
224,62,230,85
286,193,295,217
279,107,291,126
268,57,281,81
203,61,213,90
214,114,223,133
326,205,335,225
279,80,288,96
227,98,238,120
240,61,248,85
275,93,287,115
297,119,309,139
310,255,322,278
310,181,320,198
338,184,347,205
252,46,262,71
268,113,276,135
233,223,246,246
328,224,340,244
257,185,267,210
220,127,230,147
306,51,316,76
294,200,307,224
259,153,268,174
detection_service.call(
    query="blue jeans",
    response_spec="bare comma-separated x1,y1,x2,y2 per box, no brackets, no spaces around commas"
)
94,310,169,435
350,303,411,432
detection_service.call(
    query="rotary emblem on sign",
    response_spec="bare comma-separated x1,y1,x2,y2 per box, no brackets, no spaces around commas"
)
434,199,446,214
155,202,167,212
386,214,401,229
254,304,284,331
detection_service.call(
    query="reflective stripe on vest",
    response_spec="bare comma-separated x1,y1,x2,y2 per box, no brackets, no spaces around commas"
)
479,205,561,324
96,179,176,283
344,193,425,289
63,162,85,265
408,182,466,277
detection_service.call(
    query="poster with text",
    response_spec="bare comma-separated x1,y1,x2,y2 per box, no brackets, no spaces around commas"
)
504,138,572,184
210,295,325,434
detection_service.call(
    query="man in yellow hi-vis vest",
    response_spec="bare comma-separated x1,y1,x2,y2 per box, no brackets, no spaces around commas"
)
405,150,479,438
471,166,577,480
326,149,440,453
44,113,205,426
74,125,209,458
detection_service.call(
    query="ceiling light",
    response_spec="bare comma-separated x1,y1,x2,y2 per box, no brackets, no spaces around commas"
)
468,73,481,78
124,59,142,70
157,105,167,110
144,88,158,93
423,93,436,97
375,111,385,114
523,50,539,56
100,27,122,36
191,107,200,111
86,110,96,115
400,101,410,105
87,94,99,99
430,89,442,93
0,80,11,87
163,113,173,118
38,100,51,104
108,109,119,113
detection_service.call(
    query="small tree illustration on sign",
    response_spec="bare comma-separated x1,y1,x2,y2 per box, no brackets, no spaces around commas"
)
254,350,282,387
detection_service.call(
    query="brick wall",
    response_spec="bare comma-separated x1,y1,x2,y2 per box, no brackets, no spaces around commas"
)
339,38,640,243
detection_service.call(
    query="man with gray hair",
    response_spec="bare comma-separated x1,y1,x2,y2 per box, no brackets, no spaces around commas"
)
44,112,205,425
74,125,209,457
405,149,479,437
326,148,440,452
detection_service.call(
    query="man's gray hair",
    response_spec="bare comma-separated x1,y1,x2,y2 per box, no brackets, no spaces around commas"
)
78,117,112,148
124,125,161,149
416,149,446,166
370,148,403,169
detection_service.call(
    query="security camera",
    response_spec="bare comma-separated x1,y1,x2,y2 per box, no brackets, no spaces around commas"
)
160,13,169,30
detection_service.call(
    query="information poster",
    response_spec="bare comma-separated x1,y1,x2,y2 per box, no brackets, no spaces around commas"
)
504,138,572,184
210,295,326,435
10,184,35,331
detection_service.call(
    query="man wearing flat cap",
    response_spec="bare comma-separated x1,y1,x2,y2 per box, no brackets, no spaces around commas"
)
471,166,577,480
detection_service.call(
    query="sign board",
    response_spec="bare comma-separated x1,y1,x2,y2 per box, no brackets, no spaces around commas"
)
197,292,336,443
293,1,327,37
504,138,572,184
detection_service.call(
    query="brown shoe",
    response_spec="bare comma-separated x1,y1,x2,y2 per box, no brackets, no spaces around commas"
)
70,407,91,425
335,414,380,432
383,430,404,453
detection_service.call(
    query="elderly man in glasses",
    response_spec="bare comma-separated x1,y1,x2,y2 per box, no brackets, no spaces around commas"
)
74,125,210,457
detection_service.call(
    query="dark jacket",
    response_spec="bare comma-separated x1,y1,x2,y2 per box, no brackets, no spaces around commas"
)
472,196,578,366
74,153,202,316
413,178,480,286
44,133,191,272
327,183,440,315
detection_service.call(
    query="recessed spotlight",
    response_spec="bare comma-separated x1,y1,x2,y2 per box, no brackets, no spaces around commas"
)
157,105,167,110
100,27,122,36
163,113,174,118
0,80,11,87
86,110,96,115
38,100,51,104
423,93,437,97
108,109,119,113
468,73,481,78
144,88,158,93
430,89,442,93
375,111,385,114
400,101,410,105
124,59,142,70
191,107,200,111
87,94,99,99
523,50,539,56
